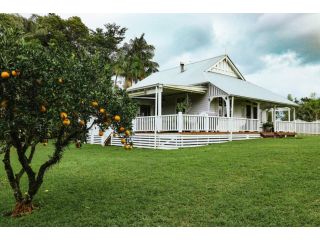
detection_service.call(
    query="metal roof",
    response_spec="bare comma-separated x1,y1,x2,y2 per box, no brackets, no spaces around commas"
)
203,72,297,106
127,55,297,106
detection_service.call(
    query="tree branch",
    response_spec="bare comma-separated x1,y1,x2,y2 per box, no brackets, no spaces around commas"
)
2,144,23,202
15,143,37,182
29,127,84,198
10,131,36,191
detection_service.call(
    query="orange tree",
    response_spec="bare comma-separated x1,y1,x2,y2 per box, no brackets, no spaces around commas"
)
0,26,137,216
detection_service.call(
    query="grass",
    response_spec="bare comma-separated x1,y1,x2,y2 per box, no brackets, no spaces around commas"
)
0,136,320,226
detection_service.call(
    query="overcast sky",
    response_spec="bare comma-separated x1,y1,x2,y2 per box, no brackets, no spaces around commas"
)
26,13,320,98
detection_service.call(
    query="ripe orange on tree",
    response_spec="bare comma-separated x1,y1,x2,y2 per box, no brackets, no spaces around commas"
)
124,144,132,150
63,118,71,126
13,70,20,76
119,127,125,132
121,138,126,144
99,130,104,136
125,130,130,136
1,71,10,79
91,101,98,108
114,115,121,122
58,78,64,84
40,105,47,113
60,112,68,120
99,108,106,114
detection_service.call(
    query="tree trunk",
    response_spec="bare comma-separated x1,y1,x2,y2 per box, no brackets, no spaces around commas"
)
2,145,23,202
11,199,34,217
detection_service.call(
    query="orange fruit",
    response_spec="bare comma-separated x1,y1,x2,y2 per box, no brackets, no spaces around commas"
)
11,70,17,77
79,120,85,126
58,78,64,84
114,115,121,122
99,130,104,136
1,71,10,79
124,144,132,150
121,138,126,144
63,118,71,126
119,127,125,132
40,105,47,113
125,130,130,136
0,99,8,109
99,108,106,114
60,112,68,120
91,101,98,108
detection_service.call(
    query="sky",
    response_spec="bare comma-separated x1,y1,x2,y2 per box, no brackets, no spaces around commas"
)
25,13,320,98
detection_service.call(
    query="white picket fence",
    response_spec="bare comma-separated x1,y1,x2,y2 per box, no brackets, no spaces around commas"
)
133,113,259,133
275,120,320,134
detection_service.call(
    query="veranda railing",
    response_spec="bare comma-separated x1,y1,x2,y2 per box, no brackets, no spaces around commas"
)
133,113,259,133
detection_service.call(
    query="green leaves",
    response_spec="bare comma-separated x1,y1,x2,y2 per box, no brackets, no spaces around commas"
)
295,94,320,122
0,14,142,209
114,33,159,88
0,21,137,148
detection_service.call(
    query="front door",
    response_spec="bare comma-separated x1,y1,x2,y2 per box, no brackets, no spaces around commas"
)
140,105,151,116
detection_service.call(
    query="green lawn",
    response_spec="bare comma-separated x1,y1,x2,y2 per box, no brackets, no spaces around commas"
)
0,136,319,226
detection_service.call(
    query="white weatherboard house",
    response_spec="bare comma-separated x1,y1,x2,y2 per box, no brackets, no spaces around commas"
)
88,55,320,148
107,54,305,149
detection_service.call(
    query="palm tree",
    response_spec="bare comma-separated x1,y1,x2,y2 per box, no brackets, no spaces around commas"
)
119,34,159,89
112,57,126,87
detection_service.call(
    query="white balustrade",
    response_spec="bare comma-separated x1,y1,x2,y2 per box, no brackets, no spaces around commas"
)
183,114,206,131
134,116,156,132
133,114,260,133
161,114,178,131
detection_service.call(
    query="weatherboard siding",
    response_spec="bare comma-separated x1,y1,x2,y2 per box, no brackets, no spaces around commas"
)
188,91,210,115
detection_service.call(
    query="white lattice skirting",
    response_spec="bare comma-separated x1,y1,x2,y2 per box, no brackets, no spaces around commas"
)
111,133,261,150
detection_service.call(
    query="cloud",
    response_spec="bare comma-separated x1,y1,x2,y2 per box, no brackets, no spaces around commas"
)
171,25,213,55
251,14,320,64
19,13,320,97
247,51,320,98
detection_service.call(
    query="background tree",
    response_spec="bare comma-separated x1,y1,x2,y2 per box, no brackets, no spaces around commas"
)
119,34,159,89
286,93,320,122
0,16,138,216
295,93,320,121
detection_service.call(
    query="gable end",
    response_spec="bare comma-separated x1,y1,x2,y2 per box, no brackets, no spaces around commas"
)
207,56,245,80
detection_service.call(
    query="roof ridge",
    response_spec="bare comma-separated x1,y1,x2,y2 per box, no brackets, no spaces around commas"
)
158,55,226,73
